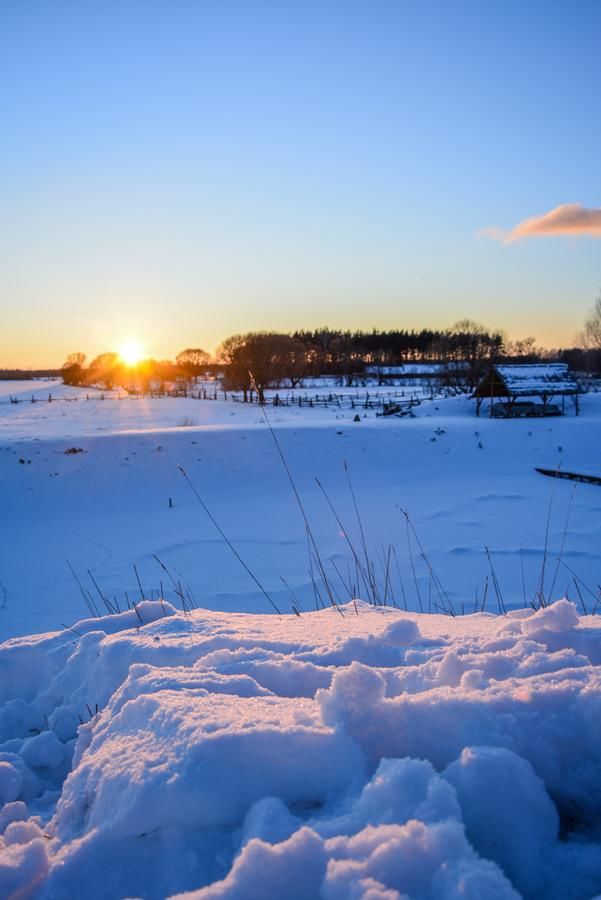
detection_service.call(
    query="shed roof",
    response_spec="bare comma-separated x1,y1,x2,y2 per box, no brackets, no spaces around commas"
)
474,363,579,398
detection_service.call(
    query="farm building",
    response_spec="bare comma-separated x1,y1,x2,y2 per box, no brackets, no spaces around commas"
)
364,362,470,386
473,363,581,417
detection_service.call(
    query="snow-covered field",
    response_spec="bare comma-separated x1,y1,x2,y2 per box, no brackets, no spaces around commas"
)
0,379,599,638
2,378,601,898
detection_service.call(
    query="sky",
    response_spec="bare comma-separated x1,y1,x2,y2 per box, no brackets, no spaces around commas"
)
1,0,600,367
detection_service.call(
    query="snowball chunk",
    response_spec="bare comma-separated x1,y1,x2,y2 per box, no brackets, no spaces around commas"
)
444,745,559,895
3,818,44,846
0,801,28,835
21,730,65,770
380,619,420,647
317,757,461,839
177,827,327,899
522,599,579,637
322,820,519,900
0,761,22,806
0,837,49,900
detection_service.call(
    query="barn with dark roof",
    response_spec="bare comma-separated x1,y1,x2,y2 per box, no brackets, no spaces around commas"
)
473,363,581,417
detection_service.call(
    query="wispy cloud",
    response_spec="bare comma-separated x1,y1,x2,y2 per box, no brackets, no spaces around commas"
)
480,203,601,244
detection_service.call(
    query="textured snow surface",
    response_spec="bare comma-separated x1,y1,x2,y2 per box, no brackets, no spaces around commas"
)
2,599,601,899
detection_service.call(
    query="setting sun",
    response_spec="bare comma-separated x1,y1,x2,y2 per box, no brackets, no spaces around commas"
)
118,340,144,367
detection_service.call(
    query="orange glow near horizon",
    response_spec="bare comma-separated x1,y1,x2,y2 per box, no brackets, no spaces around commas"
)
118,340,145,367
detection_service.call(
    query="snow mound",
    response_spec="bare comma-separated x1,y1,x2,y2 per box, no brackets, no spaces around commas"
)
444,746,558,895
1,599,601,898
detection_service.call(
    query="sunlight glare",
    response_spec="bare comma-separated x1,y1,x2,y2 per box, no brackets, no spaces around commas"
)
119,340,144,367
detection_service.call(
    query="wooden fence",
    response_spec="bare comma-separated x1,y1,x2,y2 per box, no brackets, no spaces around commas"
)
1,383,462,413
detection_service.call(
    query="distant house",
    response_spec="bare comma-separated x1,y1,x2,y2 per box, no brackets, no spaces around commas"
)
364,362,469,384
473,363,581,417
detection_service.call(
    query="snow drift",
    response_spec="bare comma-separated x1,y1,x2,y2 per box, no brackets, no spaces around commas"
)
2,599,601,899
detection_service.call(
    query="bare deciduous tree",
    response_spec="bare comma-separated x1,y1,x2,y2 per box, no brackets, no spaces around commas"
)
449,319,504,388
218,332,307,403
88,352,121,390
583,294,601,349
61,352,86,385
176,348,210,379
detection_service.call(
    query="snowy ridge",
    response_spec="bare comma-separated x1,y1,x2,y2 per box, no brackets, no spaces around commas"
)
2,599,601,898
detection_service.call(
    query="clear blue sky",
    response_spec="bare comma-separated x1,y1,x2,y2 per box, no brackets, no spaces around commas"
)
1,0,600,366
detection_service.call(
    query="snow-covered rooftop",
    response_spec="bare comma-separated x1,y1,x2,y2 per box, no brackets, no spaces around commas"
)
482,363,579,396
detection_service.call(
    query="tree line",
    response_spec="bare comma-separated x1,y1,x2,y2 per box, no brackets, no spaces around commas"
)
62,323,509,395
61,348,210,390
61,300,601,397
218,322,509,399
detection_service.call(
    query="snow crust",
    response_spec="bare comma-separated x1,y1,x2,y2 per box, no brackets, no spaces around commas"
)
2,599,601,898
